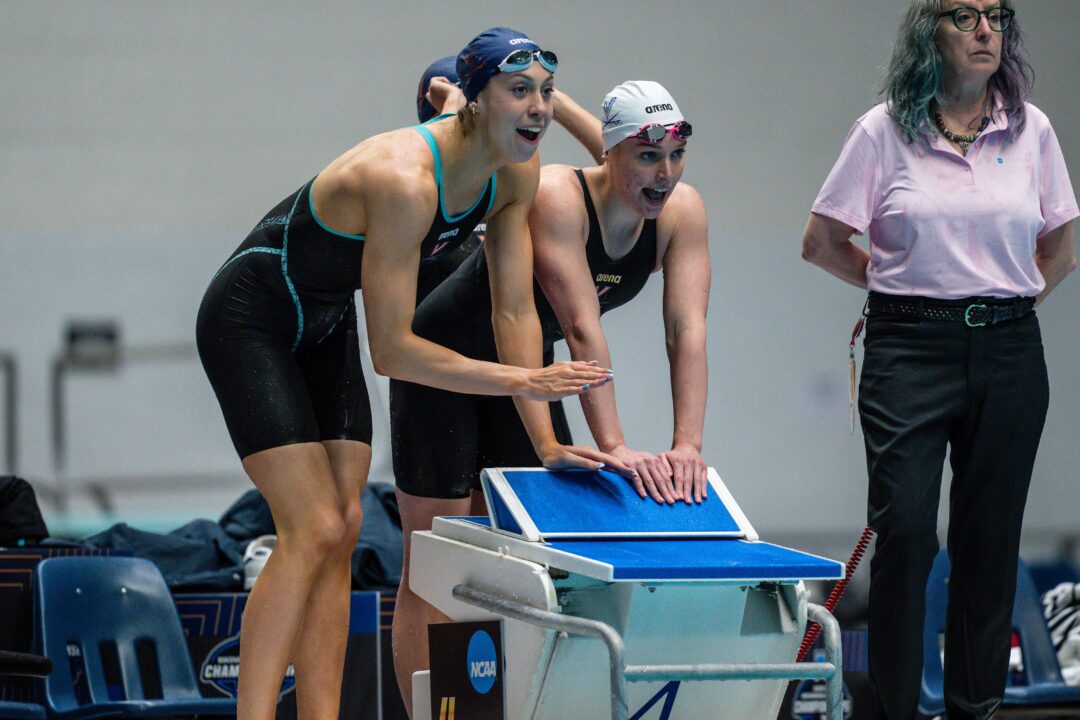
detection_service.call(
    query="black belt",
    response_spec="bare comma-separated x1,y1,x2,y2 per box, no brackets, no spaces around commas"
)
867,293,1035,327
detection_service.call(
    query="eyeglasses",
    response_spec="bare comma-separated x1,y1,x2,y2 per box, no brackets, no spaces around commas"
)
938,6,1014,32
633,120,693,144
497,49,558,75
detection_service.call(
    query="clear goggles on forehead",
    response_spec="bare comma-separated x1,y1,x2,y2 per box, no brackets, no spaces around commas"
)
497,48,558,75
633,120,693,144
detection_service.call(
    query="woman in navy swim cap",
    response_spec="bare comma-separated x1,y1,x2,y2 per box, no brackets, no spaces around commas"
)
196,26,630,720
390,49,615,716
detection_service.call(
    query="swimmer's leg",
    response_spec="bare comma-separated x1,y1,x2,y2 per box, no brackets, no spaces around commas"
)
392,489,481,718
290,439,371,720
238,442,354,720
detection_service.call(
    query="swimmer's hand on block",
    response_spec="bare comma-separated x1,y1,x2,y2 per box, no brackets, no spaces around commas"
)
600,462,675,506
601,459,707,507
600,463,638,481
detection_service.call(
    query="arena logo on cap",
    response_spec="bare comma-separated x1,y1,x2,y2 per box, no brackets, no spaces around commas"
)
200,636,296,698
508,37,534,45
645,103,674,114
466,630,498,694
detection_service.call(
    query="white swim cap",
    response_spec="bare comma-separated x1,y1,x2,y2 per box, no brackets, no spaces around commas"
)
600,80,685,152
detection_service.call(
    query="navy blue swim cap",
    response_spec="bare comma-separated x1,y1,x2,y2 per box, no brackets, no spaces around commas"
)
416,56,460,123
456,27,544,102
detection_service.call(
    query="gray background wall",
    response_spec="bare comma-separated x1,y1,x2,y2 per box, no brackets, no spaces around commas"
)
2,1,1077,556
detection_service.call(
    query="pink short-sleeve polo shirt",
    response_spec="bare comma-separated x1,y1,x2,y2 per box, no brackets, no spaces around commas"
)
812,101,1079,299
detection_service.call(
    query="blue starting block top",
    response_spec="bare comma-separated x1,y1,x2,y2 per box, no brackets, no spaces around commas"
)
547,537,843,581
463,468,844,582
435,516,845,583
480,467,757,542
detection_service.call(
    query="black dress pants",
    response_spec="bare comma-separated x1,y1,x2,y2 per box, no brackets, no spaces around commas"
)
858,304,1048,720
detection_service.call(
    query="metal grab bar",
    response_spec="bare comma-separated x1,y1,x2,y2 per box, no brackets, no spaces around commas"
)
452,584,844,720
0,352,16,475
50,338,199,510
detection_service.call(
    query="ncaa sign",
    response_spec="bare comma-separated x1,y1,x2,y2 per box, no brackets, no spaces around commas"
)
466,630,498,694
429,620,504,720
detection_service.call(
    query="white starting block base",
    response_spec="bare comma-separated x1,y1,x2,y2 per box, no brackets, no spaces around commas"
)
411,468,845,720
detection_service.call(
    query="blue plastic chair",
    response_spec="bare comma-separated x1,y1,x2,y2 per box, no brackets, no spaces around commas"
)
919,550,1080,717
34,556,236,719
918,550,951,717
0,650,52,719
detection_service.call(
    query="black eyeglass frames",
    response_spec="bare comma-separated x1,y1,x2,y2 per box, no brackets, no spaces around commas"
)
938,6,1014,32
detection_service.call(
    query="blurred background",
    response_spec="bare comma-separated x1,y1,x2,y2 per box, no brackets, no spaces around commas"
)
2,1,1077,588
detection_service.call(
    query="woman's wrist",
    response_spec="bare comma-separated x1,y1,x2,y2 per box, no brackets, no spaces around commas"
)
670,435,702,453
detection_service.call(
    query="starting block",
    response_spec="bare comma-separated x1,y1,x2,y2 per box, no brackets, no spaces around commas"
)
410,467,845,720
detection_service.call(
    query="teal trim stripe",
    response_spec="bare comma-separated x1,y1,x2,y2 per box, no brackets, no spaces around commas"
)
282,186,307,352
307,181,366,241
208,246,283,286
316,303,350,346
422,113,455,125
413,124,443,188
411,123,494,224
486,172,497,216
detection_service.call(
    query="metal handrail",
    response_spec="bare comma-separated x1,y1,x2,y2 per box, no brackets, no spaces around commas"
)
452,584,844,720
50,341,199,510
0,352,16,475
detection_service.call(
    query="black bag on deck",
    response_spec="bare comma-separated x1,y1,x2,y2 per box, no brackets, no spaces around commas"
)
0,476,49,546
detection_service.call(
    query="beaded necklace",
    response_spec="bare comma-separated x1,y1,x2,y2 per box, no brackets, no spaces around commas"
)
934,112,991,156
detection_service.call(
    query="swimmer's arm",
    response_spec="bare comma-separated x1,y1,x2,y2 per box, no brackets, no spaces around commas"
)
487,159,566,453
426,76,467,116
553,90,604,165
531,170,666,501
660,185,711,503
531,170,622,451
357,166,592,399
487,161,627,473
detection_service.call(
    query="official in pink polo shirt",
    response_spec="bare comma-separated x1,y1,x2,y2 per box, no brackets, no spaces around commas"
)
802,2,1077,719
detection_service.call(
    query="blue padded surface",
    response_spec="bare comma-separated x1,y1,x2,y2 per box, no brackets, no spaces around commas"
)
487,487,523,536
498,469,741,536
545,538,844,581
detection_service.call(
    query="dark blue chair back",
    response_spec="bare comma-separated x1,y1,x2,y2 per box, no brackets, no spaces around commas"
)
1012,560,1066,685
999,560,1080,709
918,550,950,716
919,550,1080,716
33,556,235,718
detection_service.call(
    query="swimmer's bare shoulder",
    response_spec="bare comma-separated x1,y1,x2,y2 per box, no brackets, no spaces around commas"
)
531,163,588,241
531,162,583,222
655,182,706,268
488,153,542,219
310,128,438,238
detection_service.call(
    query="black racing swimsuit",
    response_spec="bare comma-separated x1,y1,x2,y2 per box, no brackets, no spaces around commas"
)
392,168,658,498
196,119,495,458
537,170,657,353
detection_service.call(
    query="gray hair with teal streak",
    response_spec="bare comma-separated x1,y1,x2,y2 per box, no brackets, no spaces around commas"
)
881,0,1034,145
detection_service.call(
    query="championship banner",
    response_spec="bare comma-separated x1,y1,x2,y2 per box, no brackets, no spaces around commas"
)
177,591,381,720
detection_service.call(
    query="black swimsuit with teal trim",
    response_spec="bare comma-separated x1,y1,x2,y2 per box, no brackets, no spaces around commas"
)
196,121,496,458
